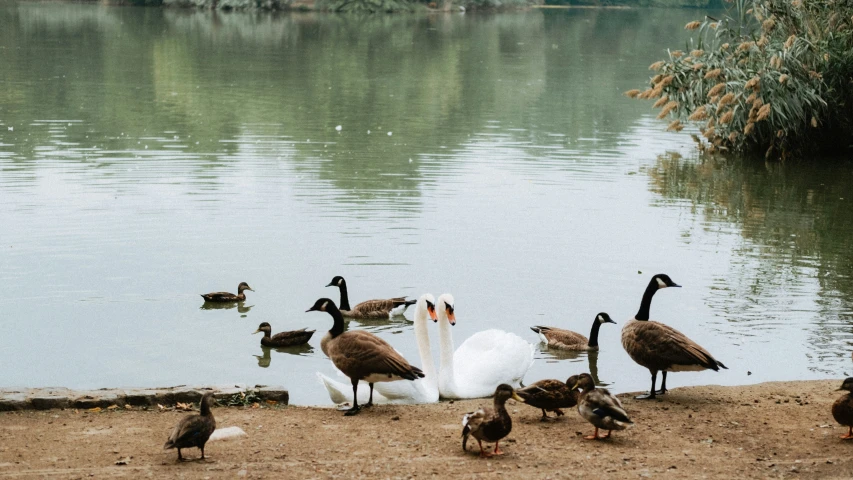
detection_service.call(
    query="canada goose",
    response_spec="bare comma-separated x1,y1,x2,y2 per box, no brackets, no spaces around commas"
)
571,373,632,440
462,384,524,458
325,275,415,318
201,282,253,303
531,313,617,351
832,377,853,439
435,294,535,399
253,322,315,348
164,392,216,461
516,375,579,420
306,298,425,415
621,274,727,400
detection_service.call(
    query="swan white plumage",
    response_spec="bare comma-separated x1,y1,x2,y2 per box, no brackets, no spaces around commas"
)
436,293,535,399
316,293,440,405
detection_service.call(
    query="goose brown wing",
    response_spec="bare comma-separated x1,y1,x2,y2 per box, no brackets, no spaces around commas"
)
536,326,588,347
624,320,724,371
328,331,424,380
351,299,396,317
164,414,216,449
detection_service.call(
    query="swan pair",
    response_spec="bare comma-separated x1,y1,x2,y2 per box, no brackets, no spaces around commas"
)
317,293,535,404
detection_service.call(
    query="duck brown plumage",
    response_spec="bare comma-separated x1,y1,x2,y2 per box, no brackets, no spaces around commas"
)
306,298,425,416
516,375,579,420
621,274,727,400
571,373,633,440
531,313,616,351
832,377,853,440
325,276,415,318
201,282,253,303
164,392,217,461
462,384,523,458
253,322,315,348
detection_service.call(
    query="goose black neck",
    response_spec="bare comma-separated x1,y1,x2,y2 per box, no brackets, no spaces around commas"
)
635,279,659,321
326,302,346,338
200,397,212,416
588,320,603,347
338,282,351,311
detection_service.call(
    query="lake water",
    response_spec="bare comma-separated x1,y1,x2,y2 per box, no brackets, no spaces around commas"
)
2,2,852,406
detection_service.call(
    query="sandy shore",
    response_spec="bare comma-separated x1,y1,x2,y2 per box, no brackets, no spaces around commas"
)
1,380,852,479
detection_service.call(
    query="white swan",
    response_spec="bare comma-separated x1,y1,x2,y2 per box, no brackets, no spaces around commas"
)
316,293,440,405
436,293,535,399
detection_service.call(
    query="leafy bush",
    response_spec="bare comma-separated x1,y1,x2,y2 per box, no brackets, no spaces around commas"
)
627,0,853,159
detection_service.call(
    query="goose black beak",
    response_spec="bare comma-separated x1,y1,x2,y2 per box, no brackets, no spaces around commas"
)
325,282,334,287
672,283,682,288
306,307,316,312
607,319,617,324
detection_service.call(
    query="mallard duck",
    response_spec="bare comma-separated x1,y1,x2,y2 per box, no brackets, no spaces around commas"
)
571,373,632,440
201,282,253,303
163,391,217,461
462,384,523,457
516,374,579,420
325,276,415,318
306,298,425,416
832,377,853,439
531,313,617,351
621,274,727,400
253,322,315,348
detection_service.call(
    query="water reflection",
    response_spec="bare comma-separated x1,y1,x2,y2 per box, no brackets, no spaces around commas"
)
535,347,606,386
254,344,315,368
200,302,254,314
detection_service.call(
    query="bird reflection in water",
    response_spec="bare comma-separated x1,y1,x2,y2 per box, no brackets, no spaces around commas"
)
536,347,608,387
200,301,254,315
254,344,314,368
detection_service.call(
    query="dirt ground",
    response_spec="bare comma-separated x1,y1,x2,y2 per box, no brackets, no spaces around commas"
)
2,380,853,479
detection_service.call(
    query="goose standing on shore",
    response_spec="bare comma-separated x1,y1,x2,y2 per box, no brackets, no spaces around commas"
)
435,294,535,399
621,274,727,400
253,322,315,348
571,373,632,440
306,298,425,415
316,294,440,405
325,276,415,318
164,392,216,461
531,313,617,351
201,282,253,303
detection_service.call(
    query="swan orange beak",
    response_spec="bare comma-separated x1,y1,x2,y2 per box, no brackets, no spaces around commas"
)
447,311,456,325
427,305,437,321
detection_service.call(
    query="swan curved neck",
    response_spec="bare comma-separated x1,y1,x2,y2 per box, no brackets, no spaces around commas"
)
325,304,346,337
437,315,457,392
588,320,603,347
413,305,437,386
337,282,351,311
635,280,659,321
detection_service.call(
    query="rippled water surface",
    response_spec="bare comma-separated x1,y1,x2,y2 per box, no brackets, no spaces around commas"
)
2,3,853,405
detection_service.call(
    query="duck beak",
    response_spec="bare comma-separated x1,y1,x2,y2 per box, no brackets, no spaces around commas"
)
252,329,261,334
570,382,579,391
511,392,524,402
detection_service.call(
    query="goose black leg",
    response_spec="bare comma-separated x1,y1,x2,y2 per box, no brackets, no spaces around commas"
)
655,371,668,395
345,378,361,416
364,383,375,408
635,370,658,400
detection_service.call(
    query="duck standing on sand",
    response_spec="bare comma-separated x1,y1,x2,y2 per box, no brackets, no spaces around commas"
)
832,377,853,439
164,392,217,461
461,384,524,457
516,374,579,421
621,274,727,399
306,298,425,416
571,373,632,440
201,282,253,303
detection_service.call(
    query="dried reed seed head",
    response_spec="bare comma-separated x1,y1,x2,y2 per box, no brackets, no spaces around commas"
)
728,131,738,142
649,61,666,71
664,101,678,110
737,41,755,52
653,95,670,108
744,122,755,135
757,36,768,48
779,74,789,84
703,126,716,139
704,69,722,80
770,55,781,69
753,97,764,109
667,120,684,132
746,92,757,104
710,22,719,29
707,117,716,128
671,50,684,59
624,89,642,98
825,53,830,62
809,70,823,79
756,104,772,121
777,129,785,138
762,18,776,32
685,21,702,30
661,75,675,87
682,56,694,64
720,110,734,124
811,116,818,127
651,74,663,85
707,83,726,97
691,49,705,57
792,0,801,6
688,106,709,121
709,95,720,104
719,93,736,106
744,76,760,90
785,35,796,49
721,43,730,50
693,63,705,71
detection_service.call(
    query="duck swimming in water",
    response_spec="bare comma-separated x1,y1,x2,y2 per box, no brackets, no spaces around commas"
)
201,282,253,303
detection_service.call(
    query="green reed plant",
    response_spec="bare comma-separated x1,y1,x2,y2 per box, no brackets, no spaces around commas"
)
627,0,853,159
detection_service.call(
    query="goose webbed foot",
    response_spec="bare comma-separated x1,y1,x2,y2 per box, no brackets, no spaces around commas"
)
654,388,668,395
343,405,362,416
634,392,657,400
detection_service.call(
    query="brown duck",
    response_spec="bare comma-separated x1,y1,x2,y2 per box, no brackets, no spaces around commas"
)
531,313,617,351
306,298,425,415
516,374,579,420
326,276,414,318
164,392,217,461
621,274,727,399
201,282,253,303
832,377,853,439
571,373,633,440
462,384,523,458
253,322,315,348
